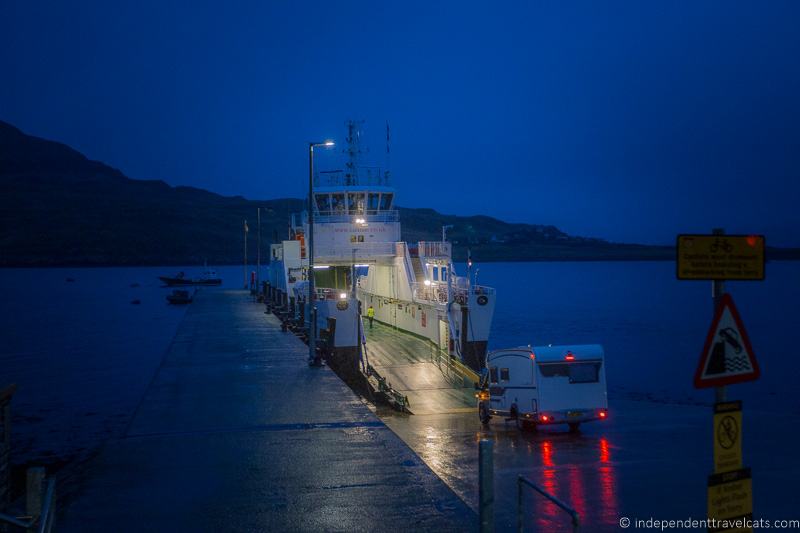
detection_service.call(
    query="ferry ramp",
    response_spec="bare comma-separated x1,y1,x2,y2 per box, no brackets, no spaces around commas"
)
363,321,477,415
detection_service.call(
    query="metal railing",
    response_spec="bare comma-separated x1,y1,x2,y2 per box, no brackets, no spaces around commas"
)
418,241,452,258
304,210,400,223
411,282,448,305
314,241,397,260
429,342,480,387
0,474,56,533
451,284,496,305
517,475,579,533
314,168,389,187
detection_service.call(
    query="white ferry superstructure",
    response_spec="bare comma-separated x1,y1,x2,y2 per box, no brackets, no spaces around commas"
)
266,121,495,378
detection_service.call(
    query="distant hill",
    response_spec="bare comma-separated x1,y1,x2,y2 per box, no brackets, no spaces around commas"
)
0,120,792,266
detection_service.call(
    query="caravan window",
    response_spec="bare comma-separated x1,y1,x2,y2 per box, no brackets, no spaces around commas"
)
538,362,600,384
500,368,510,381
568,362,600,383
489,367,498,384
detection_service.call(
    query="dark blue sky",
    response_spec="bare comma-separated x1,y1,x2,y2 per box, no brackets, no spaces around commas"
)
2,1,799,245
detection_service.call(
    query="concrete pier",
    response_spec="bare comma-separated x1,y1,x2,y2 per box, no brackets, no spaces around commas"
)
61,290,475,532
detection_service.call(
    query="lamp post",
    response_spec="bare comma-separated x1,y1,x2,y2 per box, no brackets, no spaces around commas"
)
308,140,335,364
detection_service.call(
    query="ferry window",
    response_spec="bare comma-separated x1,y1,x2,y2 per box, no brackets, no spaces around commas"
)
379,193,394,210
331,194,346,213
489,367,498,383
368,193,380,214
348,193,365,214
568,363,600,384
432,266,439,279
441,268,448,281
500,368,510,381
315,194,331,214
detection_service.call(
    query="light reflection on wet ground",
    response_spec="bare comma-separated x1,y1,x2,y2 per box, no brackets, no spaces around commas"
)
376,396,799,532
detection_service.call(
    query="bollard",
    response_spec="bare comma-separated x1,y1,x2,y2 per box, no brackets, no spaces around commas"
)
26,467,44,529
479,439,494,533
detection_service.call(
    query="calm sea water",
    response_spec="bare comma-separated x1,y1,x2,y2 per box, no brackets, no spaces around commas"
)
481,261,800,413
1,261,797,480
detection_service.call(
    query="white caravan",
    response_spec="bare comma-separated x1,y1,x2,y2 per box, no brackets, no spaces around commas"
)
477,345,608,431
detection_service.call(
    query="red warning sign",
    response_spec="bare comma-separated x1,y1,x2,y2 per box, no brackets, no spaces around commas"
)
694,294,760,388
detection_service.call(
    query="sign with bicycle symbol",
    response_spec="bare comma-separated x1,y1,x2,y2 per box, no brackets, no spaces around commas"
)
676,234,765,280
713,401,743,473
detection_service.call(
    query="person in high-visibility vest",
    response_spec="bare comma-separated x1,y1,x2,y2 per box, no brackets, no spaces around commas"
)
367,305,375,329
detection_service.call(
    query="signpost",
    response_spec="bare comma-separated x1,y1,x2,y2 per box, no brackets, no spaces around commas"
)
676,234,765,281
678,229,763,533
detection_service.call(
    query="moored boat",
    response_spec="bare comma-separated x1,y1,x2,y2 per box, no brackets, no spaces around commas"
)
166,289,195,304
159,268,221,286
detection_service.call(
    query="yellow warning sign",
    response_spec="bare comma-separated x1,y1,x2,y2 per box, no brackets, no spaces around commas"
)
676,235,765,280
714,401,742,473
707,468,752,532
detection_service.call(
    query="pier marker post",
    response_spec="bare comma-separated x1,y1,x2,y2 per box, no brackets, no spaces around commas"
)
712,228,726,403
479,439,494,532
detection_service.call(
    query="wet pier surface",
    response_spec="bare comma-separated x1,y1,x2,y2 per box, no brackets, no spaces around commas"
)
364,322,475,415
362,323,800,531
60,290,475,532
380,391,800,532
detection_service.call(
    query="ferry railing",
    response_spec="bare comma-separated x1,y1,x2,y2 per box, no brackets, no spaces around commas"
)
516,475,580,533
451,284,496,305
411,282,448,305
429,342,480,387
313,168,389,187
314,241,397,260
305,210,399,224
418,241,452,258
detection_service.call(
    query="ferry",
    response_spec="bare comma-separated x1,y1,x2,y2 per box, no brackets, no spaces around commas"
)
266,121,496,381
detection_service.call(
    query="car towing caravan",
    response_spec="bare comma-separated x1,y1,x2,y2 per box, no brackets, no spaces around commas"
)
477,344,608,431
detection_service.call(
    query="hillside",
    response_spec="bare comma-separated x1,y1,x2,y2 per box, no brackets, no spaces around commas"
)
0,120,764,266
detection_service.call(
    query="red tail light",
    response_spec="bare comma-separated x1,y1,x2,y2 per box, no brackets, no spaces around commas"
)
599,410,607,419
539,414,549,422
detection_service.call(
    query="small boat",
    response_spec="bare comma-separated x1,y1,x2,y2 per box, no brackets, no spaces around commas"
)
159,268,222,286
166,289,194,304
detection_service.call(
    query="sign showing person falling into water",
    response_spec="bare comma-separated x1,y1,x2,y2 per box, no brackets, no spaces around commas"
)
694,294,760,388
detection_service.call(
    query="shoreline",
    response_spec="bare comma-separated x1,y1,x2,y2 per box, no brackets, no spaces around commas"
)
4,256,800,268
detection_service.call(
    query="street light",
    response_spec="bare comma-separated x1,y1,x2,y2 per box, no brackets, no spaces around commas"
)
308,139,335,365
